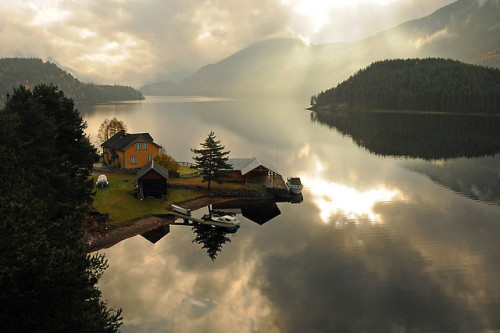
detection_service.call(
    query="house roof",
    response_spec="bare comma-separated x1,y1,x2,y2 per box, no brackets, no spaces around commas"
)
136,160,169,180
226,157,279,175
101,131,155,151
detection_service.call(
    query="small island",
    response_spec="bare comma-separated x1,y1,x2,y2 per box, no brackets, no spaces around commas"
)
310,58,500,114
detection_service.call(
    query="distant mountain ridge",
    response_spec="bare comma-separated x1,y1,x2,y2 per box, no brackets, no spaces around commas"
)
0,58,144,104
159,0,500,97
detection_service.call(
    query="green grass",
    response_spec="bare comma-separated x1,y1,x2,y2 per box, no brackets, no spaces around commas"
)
92,172,202,227
91,170,266,227
178,165,199,176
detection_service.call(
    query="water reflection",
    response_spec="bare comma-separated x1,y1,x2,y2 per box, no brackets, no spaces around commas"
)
402,155,500,206
192,224,233,261
212,200,282,225
301,158,405,225
140,225,170,244
139,200,285,260
311,110,500,159
93,98,500,332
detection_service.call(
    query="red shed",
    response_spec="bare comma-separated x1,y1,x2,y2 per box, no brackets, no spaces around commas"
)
136,160,169,198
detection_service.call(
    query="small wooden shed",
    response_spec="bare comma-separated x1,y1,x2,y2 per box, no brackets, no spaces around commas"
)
136,160,169,198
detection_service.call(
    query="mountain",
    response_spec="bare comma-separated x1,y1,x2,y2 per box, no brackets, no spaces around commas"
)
310,58,500,113
163,0,500,97
0,58,144,104
140,80,175,95
163,38,310,97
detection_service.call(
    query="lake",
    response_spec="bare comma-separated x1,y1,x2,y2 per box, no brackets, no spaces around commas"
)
82,96,500,332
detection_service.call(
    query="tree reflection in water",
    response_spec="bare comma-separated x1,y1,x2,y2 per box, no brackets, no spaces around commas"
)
192,224,232,261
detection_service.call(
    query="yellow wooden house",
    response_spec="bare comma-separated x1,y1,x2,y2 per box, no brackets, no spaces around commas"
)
101,131,161,169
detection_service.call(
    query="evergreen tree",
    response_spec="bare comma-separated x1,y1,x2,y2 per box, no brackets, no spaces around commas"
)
191,131,232,191
0,84,122,332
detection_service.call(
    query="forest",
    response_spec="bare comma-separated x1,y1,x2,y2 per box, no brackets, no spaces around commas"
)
310,58,500,114
0,58,143,104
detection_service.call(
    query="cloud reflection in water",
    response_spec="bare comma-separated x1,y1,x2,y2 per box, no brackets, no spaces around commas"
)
301,158,405,225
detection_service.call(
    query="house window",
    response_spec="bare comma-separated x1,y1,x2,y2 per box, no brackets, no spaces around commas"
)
143,142,148,150
131,156,137,165
147,154,153,162
135,142,141,151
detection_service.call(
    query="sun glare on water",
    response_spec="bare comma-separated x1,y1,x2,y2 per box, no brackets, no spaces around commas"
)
301,160,405,226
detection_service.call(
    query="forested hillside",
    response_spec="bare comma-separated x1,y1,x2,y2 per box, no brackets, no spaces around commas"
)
310,58,500,114
0,58,143,103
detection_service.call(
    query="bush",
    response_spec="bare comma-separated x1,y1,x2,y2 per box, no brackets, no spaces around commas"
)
154,154,180,173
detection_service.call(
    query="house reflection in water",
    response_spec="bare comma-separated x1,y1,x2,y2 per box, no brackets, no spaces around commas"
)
139,199,284,250
140,225,170,244
212,199,281,225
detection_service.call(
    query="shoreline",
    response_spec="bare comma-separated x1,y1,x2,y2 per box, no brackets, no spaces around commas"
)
84,196,235,253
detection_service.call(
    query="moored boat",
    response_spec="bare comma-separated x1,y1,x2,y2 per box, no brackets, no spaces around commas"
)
203,213,241,229
286,177,303,194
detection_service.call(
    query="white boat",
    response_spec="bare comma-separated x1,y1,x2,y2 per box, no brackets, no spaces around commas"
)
286,177,303,194
171,204,191,216
209,213,241,228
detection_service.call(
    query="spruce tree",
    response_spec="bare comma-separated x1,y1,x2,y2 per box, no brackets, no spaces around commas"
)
191,131,232,191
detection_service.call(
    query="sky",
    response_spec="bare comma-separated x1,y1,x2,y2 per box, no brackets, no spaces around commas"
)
0,0,455,86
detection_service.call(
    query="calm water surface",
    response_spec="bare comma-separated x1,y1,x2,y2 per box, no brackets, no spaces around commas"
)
83,96,500,332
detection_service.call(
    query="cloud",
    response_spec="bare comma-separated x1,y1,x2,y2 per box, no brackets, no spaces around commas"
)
413,28,451,49
0,0,456,86
0,0,290,86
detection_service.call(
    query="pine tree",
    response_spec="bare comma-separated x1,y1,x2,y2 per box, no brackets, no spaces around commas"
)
191,131,232,191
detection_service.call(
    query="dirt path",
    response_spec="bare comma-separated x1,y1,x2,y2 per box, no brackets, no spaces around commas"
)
84,196,234,253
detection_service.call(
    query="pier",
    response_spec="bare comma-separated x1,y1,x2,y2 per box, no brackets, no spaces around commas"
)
167,211,238,228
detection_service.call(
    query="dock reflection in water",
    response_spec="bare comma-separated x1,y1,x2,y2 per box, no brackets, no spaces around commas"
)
140,199,286,260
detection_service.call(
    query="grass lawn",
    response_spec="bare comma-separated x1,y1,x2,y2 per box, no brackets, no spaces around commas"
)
92,172,203,227
91,170,266,227
178,165,198,176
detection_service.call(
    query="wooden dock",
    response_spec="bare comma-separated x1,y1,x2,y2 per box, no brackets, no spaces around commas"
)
168,211,238,228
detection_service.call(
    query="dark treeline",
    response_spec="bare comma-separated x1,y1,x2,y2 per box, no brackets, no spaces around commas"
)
311,110,500,160
0,85,122,331
0,58,144,103
310,58,500,114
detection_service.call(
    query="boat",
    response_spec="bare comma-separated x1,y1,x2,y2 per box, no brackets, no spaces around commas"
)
171,204,191,216
286,177,303,194
203,213,241,230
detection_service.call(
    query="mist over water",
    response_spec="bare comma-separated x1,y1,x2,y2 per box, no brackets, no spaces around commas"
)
85,97,500,332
